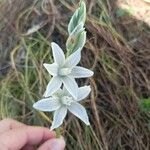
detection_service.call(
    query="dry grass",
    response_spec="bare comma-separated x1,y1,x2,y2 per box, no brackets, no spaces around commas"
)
0,0,150,149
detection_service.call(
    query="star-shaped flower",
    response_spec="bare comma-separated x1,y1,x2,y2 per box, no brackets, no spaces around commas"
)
43,42,93,99
33,86,91,130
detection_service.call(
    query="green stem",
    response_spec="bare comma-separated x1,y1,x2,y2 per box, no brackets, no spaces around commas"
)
56,128,61,138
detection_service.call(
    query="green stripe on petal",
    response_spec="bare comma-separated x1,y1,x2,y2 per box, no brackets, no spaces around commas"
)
43,76,62,97
50,106,67,130
62,76,78,99
43,63,58,76
64,49,81,68
77,86,91,101
33,97,61,112
71,66,94,78
68,102,90,125
51,42,65,66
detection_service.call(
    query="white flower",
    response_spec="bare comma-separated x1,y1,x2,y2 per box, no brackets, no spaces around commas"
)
43,42,93,99
33,86,91,130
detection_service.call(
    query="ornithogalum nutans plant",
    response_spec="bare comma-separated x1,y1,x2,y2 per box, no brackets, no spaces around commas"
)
33,1,94,130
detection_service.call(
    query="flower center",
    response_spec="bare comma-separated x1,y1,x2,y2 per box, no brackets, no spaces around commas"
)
61,96,73,106
58,68,72,76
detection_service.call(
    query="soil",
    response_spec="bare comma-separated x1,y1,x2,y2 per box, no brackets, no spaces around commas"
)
117,0,150,25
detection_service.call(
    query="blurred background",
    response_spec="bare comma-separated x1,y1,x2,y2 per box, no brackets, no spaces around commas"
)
0,0,150,149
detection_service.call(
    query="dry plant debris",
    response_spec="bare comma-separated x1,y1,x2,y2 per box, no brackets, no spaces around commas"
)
0,0,150,149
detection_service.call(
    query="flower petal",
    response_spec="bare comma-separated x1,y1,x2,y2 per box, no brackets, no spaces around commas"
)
64,49,81,68
71,66,94,78
50,107,67,130
51,42,65,66
62,76,78,99
43,63,58,76
62,86,70,96
43,76,62,97
68,102,90,125
33,97,61,112
77,86,91,101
